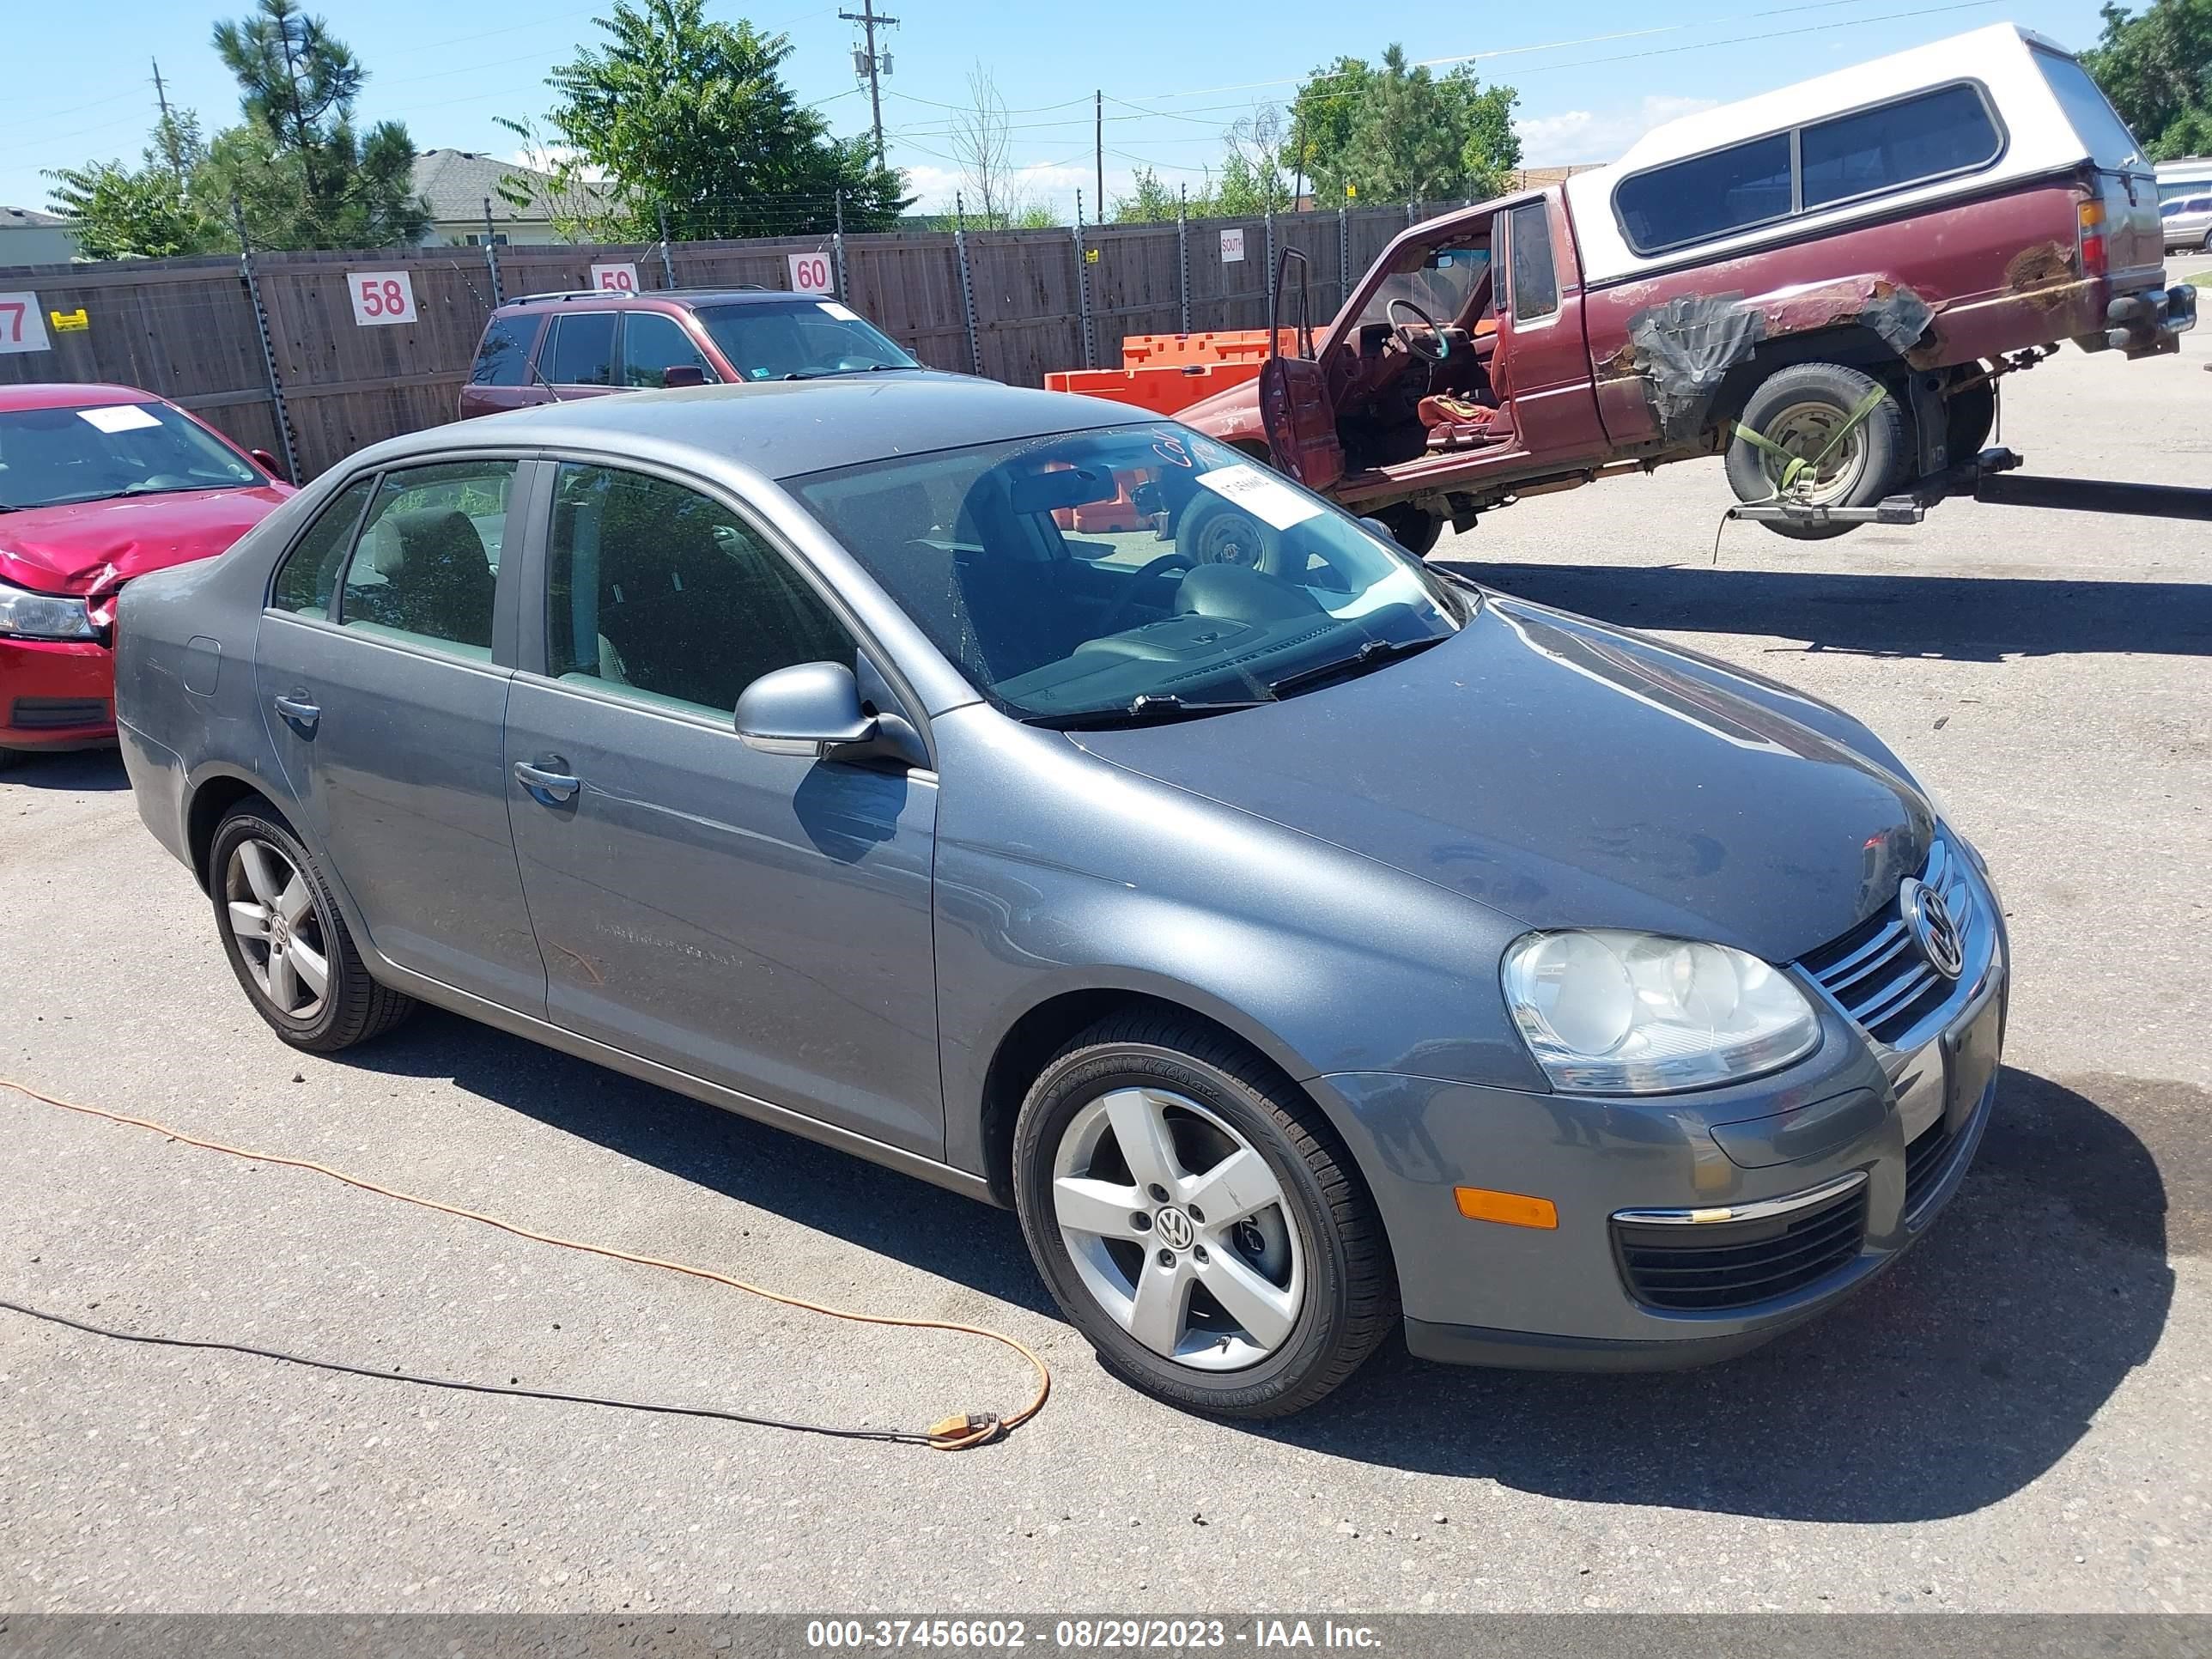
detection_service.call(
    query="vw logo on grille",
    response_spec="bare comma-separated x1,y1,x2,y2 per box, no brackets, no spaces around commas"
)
1899,877,1965,981
1154,1208,1195,1251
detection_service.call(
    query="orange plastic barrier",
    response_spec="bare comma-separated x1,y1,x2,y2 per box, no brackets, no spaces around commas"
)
1119,329,1297,367
1044,360,1265,416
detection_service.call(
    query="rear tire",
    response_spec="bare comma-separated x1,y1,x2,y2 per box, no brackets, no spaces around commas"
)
1374,505,1442,557
1946,374,1996,460
1012,1012,1396,1418
1726,362,1909,542
209,803,417,1054
0,747,26,773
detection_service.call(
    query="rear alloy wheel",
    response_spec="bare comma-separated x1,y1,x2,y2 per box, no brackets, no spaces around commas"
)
210,805,416,1053
1725,362,1909,541
1013,1013,1395,1417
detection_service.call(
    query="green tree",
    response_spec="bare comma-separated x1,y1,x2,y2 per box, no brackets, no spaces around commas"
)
45,112,225,259
1287,45,1521,204
538,0,910,239
2083,0,2212,158
1110,166,1181,223
208,0,429,248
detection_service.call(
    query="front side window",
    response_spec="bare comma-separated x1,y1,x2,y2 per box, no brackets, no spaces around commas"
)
1617,133,1794,255
545,464,854,717
270,475,377,617
1800,84,2002,210
1508,202,1560,322
1353,241,1493,331
791,424,1468,726
544,313,617,386
620,311,716,388
692,300,918,381
336,460,516,655
0,400,260,511
471,316,539,387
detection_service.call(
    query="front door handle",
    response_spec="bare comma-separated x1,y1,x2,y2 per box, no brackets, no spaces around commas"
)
514,757,581,802
271,692,320,732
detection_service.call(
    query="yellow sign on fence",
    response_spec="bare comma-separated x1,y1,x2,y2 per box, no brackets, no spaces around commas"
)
48,307,88,332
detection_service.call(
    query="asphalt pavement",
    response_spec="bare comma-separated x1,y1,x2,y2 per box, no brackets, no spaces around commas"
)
3,344,2207,1614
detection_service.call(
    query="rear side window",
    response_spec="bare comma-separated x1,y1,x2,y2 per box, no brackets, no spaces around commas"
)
544,313,617,386
620,311,715,388
1800,85,2002,210
471,315,539,387
1507,201,1560,322
1616,133,1793,254
2034,48,2146,167
270,476,376,618
337,460,518,658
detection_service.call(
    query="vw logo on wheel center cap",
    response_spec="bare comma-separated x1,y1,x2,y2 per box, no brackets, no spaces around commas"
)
1899,876,1965,981
1154,1207,1196,1251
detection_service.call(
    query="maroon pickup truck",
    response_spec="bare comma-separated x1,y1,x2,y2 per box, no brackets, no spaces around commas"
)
1178,23,2193,547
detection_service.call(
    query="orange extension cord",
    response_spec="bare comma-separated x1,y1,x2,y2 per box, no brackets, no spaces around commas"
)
0,1076,1048,1451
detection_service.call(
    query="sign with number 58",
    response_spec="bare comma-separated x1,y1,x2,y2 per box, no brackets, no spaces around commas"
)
0,292,52,354
348,270,418,326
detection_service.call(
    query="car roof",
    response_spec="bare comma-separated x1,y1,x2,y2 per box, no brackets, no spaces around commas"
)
349,374,1148,480
0,382,162,413
495,288,805,313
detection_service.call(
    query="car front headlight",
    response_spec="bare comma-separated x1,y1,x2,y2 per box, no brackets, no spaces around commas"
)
0,578,97,641
1502,930,1821,1094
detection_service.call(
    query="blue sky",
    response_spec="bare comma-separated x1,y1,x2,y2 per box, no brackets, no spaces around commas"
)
0,0,2121,221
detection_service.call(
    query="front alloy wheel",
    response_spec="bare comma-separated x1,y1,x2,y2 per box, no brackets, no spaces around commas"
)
1014,1013,1395,1417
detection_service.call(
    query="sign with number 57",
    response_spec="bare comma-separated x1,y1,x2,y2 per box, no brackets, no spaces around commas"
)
348,270,418,326
0,292,52,354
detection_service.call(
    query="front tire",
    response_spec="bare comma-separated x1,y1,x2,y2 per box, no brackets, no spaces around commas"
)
209,804,416,1053
1374,505,1443,557
1726,362,1909,541
1012,1012,1395,1417
0,746,26,773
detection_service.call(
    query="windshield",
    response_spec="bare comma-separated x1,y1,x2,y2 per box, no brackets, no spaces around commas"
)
1354,242,1494,331
693,299,920,381
0,401,260,510
791,424,1468,725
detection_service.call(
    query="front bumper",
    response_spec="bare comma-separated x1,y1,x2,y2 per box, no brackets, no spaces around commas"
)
0,636,116,752
1318,857,2009,1370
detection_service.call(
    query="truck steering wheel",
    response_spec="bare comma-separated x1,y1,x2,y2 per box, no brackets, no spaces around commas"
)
1386,299,1449,363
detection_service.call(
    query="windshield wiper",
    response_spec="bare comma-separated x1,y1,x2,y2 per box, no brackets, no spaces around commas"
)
1024,692,1268,730
780,363,921,380
1267,634,1447,699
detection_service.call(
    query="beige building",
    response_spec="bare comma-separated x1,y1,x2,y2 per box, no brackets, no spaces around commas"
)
0,207,81,268
411,149,613,247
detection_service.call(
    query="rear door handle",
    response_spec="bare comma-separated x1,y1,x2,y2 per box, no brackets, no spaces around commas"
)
271,693,320,732
514,757,581,803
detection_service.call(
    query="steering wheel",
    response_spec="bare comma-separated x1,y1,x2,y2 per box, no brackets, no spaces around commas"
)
1097,551,1194,635
1386,298,1449,363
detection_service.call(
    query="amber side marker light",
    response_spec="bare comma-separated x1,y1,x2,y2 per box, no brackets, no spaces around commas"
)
1454,1187,1559,1229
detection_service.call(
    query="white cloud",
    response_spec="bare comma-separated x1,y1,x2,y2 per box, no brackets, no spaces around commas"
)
1516,94,1719,167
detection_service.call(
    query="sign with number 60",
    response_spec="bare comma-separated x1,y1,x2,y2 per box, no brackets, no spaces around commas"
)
787,252,834,295
348,270,419,326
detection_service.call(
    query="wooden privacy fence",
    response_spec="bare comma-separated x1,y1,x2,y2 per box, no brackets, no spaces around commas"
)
0,202,1462,480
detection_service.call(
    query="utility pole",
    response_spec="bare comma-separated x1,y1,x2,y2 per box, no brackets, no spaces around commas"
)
1095,90,1103,225
839,0,898,166
150,58,185,185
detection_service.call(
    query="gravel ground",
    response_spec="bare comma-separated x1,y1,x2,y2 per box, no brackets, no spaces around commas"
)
2,343,2207,1615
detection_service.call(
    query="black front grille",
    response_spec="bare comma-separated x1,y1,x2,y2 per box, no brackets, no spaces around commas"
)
1796,838,1975,1045
1905,1117,1958,1213
9,697,110,730
1614,1182,1868,1312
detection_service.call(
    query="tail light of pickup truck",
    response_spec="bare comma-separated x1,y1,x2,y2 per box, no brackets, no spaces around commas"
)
2079,198,2108,278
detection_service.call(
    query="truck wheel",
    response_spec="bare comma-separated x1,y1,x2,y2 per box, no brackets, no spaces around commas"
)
1946,376,1996,461
1012,1012,1396,1417
1373,505,1442,557
1726,362,1909,541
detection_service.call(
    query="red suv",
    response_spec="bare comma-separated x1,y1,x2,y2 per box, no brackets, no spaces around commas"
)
458,288,924,418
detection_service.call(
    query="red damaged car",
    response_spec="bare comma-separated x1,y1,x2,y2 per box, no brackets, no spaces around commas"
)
0,384,293,769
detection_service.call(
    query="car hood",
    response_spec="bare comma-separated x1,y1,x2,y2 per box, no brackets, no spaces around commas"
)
1068,594,1932,963
1172,376,1261,436
0,485,293,598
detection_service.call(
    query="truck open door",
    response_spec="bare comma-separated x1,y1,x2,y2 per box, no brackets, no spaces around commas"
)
1257,249,1346,492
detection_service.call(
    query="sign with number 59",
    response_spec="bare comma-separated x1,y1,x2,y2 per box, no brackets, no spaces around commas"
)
0,292,52,354
348,270,418,326
590,262,639,294
787,252,834,295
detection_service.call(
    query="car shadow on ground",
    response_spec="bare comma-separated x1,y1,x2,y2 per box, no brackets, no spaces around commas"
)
0,750,131,791
344,1009,1054,1318
1443,561,2212,661
1255,1065,2184,1522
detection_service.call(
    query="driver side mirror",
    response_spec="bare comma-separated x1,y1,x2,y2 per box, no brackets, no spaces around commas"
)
735,661,927,768
662,364,708,389
250,448,284,477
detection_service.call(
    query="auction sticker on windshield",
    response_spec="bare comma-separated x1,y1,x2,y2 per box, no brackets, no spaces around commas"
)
77,404,162,434
1196,463,1322,531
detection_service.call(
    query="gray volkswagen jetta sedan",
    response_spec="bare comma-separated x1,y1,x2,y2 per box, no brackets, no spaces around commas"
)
112,376,2007,1417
